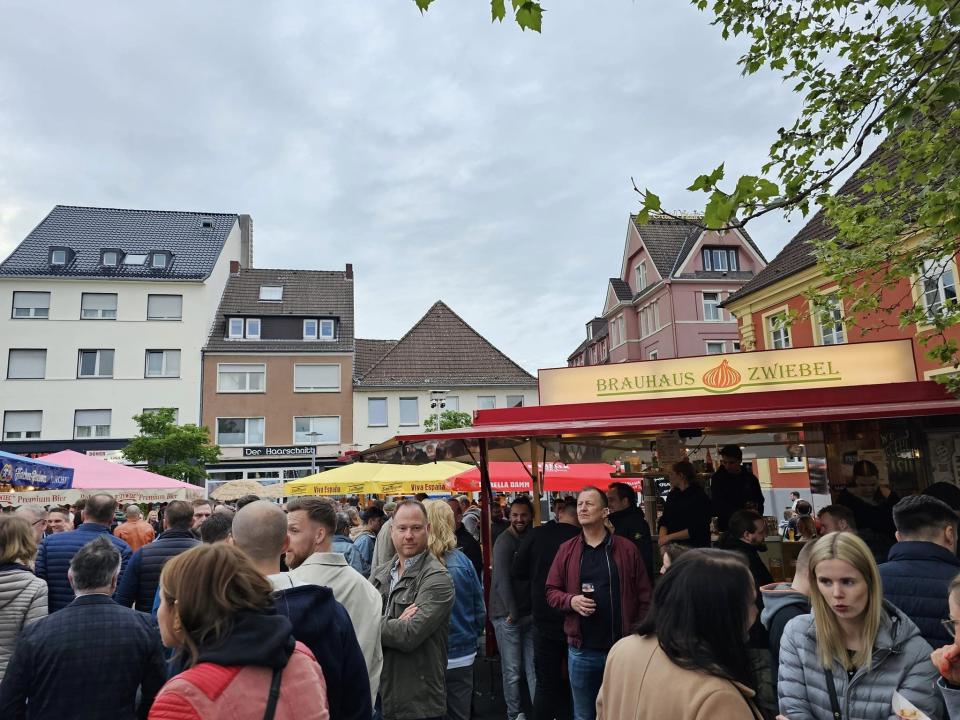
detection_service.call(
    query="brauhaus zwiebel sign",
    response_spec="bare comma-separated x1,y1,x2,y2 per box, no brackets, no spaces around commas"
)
538,339,917,406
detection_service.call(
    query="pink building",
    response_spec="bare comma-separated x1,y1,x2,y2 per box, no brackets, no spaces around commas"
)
570,213,766,364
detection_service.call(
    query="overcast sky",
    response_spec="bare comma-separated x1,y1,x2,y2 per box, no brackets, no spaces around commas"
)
0,1,809,372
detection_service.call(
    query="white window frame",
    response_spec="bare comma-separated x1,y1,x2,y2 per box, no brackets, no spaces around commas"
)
144,349,181,378
445,396,460,412
506,395,525,408
477,396,496,410
648,349,658,360
367,397,388,427
303,319,318,340
80,293,118,320
74,409,111,439
123,253,148,265
293,416,341,445
614,314,625,346
399,397,419,427
50,249,67,266
217,363,266,393
293,363,340,392
3,410,42,440
150,252,168,269
259,286,283,301
763,307,792,350
228,318,244,338
635,261,647,292
319,319,335,340
919,258,959,322
11,292,50,319
245,318,261,339
77,349,114,378
7,349,46,379
703,291,722,321
147,294,183,321
705,341,726,355
813,292,846,346
216,417,265,447
101,250,120,267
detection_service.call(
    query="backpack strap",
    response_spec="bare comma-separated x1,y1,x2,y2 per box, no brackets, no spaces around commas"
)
824,667,843,720
263,665,283,720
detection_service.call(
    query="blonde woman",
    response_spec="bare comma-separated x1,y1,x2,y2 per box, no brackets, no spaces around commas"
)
424,500,485,720
0,516,47,682
778,532,942,720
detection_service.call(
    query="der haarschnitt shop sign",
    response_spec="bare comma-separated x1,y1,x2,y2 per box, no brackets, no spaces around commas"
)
538,340,917,406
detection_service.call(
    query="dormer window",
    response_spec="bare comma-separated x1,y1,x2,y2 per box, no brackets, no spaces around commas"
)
303,319,318,339
150,252,169,269
259,286,283,301
703,247,739,272
228,318,244,339
49,248,71,266
123,253,148,266
101,250,120,267
319,319,335,340
226,317,261,340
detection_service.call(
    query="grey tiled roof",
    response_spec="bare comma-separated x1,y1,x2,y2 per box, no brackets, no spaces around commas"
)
724,142,896,306
204,268,354,353
610,279,633,302
631,216,702,278
0,205,238,280
568,319,609,361
354,339,398,379
355,301,536,388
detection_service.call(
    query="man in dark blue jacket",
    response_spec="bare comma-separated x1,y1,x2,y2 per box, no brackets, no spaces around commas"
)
35,493,131,612
232,500,370,720
880,494,960,648
0,536,166,719
114,499,198,612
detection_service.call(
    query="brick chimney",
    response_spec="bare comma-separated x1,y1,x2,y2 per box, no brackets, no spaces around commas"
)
345,263,353,279
229,260,240,275
238,214,253,268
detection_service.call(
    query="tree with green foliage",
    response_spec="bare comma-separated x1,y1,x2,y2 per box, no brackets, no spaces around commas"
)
413,0,543,32
122,408,220,485
423,410,474,432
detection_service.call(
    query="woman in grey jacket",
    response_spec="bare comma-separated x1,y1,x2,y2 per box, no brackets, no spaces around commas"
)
0,516,48,682
778,532,943,720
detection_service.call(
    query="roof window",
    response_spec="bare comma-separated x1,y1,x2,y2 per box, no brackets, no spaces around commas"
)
201,217,214,229
49,248,73,267
150,252,170,269
101,250,121,267
123,253,148,266
259,286,283,302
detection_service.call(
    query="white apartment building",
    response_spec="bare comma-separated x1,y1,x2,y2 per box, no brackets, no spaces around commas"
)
353,301,538,449
0,205,251,455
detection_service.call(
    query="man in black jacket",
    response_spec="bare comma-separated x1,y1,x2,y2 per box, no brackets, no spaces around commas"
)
606,482,654,582
512,498,580,720
114,500,198,612
710,445,765,532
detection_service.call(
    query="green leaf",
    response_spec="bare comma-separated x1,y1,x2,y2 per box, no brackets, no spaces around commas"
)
515,1,543,32
703,191,737,228
491,0,506,22
414,0,434,12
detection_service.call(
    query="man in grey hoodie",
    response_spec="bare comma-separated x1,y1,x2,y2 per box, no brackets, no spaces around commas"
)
760,538,815,686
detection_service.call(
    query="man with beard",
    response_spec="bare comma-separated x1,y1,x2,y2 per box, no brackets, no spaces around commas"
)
491,497,536,720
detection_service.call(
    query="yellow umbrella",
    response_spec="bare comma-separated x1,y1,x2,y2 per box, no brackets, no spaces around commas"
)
284,461,473,497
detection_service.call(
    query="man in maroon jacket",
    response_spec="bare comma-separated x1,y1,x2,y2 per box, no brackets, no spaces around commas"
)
545,486,651,720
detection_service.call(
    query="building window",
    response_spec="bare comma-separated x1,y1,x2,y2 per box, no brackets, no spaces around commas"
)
101,250,120,267
399,398,419,426
293,364,339,392
7,349,46,379
767,313,791,350
246,318,261,339
12,292,49,319
217,363,266,393
706,341,725,355
78,349,115,378
294,416,340,445
303,319,318,340
478,396,496,410
3,411,41,440
702,248,739,272
617,315,626,345
703,292,722,321
368,398,388,426
648,349,658,360
635,261,647,291
610,319,619,347
506,395,524,408
259,286,283,301
817,296,846,345
319,319,335,340
142,408,178,423
150,252,169,268
733,340,741,352
50,249,68,266
75,409,111,439
922,259,958,319
81,293,117,320
147,294,182,320
216,417,264,446
145,350,181,378
228,318,244,338
446,396,460,411
123,253,148,265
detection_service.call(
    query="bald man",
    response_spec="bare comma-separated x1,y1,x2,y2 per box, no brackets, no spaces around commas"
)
113,505,155,552
231,501,370,720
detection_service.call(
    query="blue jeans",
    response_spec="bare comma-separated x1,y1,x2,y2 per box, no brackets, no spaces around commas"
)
567,647,608,720
493,616,536,719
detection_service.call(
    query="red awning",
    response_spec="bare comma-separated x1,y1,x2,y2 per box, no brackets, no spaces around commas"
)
396,381,960,443
446,462,624,493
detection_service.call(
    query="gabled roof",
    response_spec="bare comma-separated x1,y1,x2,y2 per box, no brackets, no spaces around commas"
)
354,301,536,388
609,278,633,302
354,339,398,379
204,268,354,353
630,215,702,278
725,141,896,305
0,205,238,280
567,318,609,360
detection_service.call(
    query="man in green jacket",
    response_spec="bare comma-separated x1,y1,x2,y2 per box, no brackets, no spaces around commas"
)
371,500,455,720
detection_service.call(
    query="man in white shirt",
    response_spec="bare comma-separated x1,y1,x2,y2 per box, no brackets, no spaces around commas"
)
287,496,383,705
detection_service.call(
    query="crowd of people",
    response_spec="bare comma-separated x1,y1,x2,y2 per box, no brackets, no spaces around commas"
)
0,451,959,719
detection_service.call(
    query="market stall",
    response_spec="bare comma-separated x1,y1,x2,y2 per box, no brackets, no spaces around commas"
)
283,460,473,497
0,450,74,492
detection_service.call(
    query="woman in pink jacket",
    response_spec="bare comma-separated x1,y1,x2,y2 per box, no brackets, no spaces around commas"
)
149,543,329,720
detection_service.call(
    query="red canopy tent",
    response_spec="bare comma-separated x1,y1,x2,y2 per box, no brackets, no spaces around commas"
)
446,462,634,493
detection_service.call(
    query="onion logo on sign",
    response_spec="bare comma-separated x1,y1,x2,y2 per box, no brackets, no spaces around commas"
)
702,359,742,393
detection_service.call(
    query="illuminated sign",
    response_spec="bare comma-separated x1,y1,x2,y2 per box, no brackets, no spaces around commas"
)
538,340,917,406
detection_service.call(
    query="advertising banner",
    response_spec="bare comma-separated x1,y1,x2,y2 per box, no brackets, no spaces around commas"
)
0,451,74,491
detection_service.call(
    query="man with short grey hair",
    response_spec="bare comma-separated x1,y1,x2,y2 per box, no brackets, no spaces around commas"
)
14,505,47,544
0,536,165,719
113,504,155,552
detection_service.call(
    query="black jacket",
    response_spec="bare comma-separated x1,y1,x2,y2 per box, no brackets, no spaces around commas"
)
659,484,712,547
272,584,371,720
718,535,772,649
710,467,764,531
512,520,581,626
114,528,199,612
456,524,483,581
838,488,900,563
608,505,654,581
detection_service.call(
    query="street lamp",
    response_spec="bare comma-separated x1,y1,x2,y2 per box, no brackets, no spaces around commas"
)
305,431,325,475
429,389,449,432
